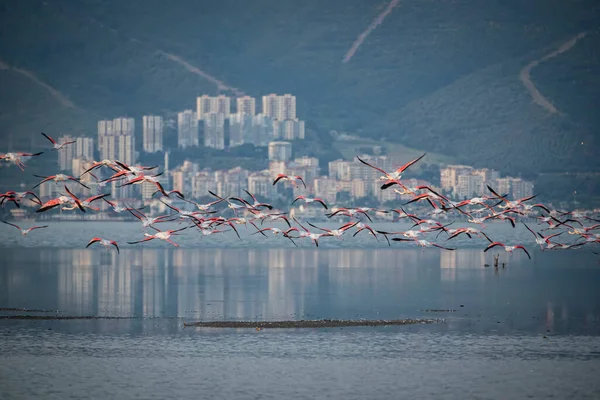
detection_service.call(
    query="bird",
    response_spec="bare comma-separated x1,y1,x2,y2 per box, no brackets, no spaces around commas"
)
484,242,531,259
291,195,328,209
273,174,307,189
357,153,426,189
40,132,76,151
128,226,190,247
86,238,120,253
32,174,90,189
2,221,49,237
36,185,86,213
0,152,44,171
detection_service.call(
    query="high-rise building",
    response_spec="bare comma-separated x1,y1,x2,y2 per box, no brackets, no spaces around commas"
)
251,114,275,146
268,141,292,162
248,171,274,199
177,110,198,148
229,113,253,147
262,94,296,120
236,96,256,116
203,112,226,150
196,95,231,120
142,115,163,153
58,135,76,171
273,119,305,140
97,117,135,166
440,165,474,191
328,159,351,181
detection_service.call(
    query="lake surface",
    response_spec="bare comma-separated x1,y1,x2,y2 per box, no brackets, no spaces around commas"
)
1,222,600,399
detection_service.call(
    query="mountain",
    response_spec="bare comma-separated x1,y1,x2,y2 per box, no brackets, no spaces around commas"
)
0,0,599,179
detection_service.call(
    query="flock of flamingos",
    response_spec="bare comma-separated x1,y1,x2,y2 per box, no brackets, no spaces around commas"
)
1,133,599,260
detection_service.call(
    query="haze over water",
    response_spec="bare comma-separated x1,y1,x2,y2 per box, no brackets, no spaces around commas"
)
1,222,600,399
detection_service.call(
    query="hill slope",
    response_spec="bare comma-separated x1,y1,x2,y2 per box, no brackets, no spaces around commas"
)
0,0,598,177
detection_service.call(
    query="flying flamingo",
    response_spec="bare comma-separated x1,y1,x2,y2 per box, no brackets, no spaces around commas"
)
36,185,86,213
523,222,563,250
61,193,110,211
80,159,121,176
484,242,531,259
291,195,328,209
86,238,120,253
357,153,426,189
182,196,225,213
0,152,44,171
152,189,185,199
126,208,176,229
285,217,333,247
272,174,307,189
486,185,537,210
32,174,90,189
0,191,42,207
117,173,168,196
307,221,358,238
40,132,76,150
229,189,273,210
251,227,298,246
103,198,145,213
391,238,455,251
128,226,190,247
2,221,49,236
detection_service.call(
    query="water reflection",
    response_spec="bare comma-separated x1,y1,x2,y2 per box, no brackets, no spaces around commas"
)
1,248,599,335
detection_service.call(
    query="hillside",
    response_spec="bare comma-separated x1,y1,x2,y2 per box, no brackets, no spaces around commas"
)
0,0,599,178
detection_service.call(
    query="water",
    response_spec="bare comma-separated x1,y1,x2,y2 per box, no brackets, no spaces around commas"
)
1,222,600,399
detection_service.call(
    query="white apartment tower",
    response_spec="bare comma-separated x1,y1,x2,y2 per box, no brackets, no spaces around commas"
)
236,96,256,115
268,141,292,162
196,95,231,120
97,117,135,166
203,112,225,150
142,115,163,153
177,110,199,148
262,93,296,120
229,113,253,147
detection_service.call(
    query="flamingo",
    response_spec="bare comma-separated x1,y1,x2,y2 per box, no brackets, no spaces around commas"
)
357,153,426,189
272,174,307,189
285,217,333,247
523,222,565,250
117,173,168,196
326,207,373,222
444,227,491,242
0,152,44,171
80,159,121,176
126,208,176,229
152,189,185,199
36,185,86,213
230,189,273,210
391,238,455,251
2,221,49,236
306,221,358,238
0,191,42,206
291,195,328,209
182,196,225,213
251,227,298,246
103,198,145,213
486,185,537,210
32,174,90,189
61,193,110,211
352,222,380,241
86,238,120,253
128,226,190,247
40,132,76,150
484,242,531,259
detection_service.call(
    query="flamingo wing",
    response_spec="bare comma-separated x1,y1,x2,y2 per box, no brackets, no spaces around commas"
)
357,156,388,175
484,242,505,252
127,237,156,245
515,246,531,259
86,238,102,248
395,153,426,174
40,132,57,145
2,220,21,231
